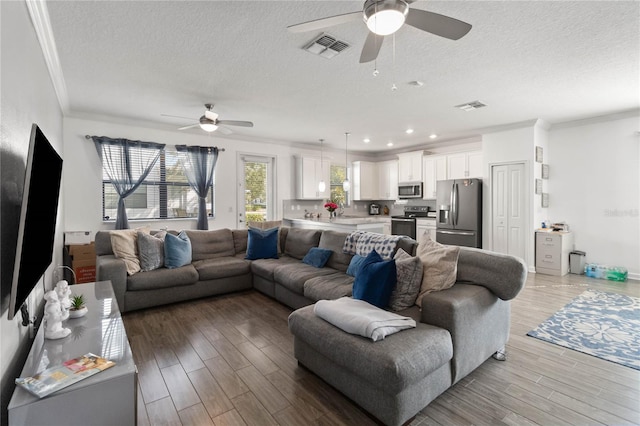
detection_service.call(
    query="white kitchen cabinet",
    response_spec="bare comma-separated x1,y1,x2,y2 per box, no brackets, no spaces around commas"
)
397,151,423,182
352,161,378,200
417,218,437,242
377,160,398,200
536,231,574,276
382,219,391,235
295,156,330,200
422,155,447,199
467,151,484,178
447,153,467,180
446,151,483,179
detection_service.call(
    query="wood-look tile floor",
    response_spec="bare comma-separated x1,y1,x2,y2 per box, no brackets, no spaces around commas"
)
123,273,640,426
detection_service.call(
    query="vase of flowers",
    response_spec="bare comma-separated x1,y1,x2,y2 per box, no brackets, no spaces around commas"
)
324,202,338,220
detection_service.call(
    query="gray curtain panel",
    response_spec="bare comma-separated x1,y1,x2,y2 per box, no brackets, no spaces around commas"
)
92,136,165,229
175,145,219,230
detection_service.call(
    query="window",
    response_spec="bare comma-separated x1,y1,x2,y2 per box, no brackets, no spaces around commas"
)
330,164,349,206
238,155,276,228
102,150,214,221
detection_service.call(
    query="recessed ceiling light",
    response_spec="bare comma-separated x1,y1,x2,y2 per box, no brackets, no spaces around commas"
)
405,129,414,134
429,134,438,139
363,138,370,143
387,142,394,147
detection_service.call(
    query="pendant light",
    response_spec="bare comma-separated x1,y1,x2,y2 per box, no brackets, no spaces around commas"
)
318,139,326,193
342,132,350,192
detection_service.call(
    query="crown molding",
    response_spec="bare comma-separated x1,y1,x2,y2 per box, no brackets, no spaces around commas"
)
549,108,640,130
26,0,69,113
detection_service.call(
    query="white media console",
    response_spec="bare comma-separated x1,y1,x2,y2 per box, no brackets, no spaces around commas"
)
8,281,137,425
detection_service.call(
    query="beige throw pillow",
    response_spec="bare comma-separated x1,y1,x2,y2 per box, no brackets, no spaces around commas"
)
110,227,150,275
415,234,460,307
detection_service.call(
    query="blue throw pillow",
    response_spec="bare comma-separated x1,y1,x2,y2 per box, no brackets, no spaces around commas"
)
164,231,192,269
352,250,397,309
245,227,279,260
346,254,366,277
302,247,333,268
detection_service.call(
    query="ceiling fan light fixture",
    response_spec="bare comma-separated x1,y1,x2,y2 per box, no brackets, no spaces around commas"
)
199,116,218,132
364,0,408,36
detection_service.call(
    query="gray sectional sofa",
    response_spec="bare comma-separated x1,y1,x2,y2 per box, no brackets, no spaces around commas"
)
95,227,417,313
95,226,527,426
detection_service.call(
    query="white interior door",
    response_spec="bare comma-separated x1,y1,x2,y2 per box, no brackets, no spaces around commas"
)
237,154,276,228
491,163,525,259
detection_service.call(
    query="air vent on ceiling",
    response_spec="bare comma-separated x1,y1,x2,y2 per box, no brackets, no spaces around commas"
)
455,101,487,111
304,33,350,59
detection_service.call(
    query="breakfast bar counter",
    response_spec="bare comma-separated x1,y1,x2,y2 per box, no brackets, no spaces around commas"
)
283,216,390,234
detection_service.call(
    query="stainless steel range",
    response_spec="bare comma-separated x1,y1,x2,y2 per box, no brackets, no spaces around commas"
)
391,206,431,239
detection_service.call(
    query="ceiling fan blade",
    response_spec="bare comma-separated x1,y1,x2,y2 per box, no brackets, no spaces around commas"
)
359,32,385,63
217,126,234,135
162,113,195,120
217,120,254,128
178,124,200,131
405,9,472,40
287,11,361,33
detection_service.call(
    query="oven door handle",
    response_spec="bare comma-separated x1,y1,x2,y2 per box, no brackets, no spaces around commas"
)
392,218,416,222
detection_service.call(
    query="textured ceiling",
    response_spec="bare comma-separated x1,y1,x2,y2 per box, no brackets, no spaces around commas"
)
46,1,639,152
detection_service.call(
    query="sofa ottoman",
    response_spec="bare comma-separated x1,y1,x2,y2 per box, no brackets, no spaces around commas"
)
289,305,453,426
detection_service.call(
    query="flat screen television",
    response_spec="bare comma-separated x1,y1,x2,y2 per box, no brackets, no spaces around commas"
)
8,124,63,320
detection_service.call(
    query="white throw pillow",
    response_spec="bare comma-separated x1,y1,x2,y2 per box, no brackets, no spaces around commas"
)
110,226,150,275
415,234,460,307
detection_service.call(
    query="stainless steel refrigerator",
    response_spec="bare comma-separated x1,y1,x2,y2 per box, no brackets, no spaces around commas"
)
436,178,482,248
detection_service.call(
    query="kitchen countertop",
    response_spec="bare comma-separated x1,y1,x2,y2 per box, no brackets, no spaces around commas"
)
285,216,391,225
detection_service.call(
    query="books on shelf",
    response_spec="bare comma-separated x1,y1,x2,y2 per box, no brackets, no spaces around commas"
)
15,353,115,398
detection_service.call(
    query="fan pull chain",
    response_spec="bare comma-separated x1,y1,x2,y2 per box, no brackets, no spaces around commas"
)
391,33,397,91
372,1,380,77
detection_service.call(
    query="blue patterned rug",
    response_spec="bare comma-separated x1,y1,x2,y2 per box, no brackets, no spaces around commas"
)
527,289,640,370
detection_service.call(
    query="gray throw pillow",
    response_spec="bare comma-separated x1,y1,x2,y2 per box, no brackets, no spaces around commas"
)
138,231,166,272
389,248,423,311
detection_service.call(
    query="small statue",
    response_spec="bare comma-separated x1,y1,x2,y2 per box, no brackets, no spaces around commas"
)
43,291,70,340
55,280,71,320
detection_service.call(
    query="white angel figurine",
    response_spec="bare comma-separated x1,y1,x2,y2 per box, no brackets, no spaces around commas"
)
43,290,70,339
55,280,71,320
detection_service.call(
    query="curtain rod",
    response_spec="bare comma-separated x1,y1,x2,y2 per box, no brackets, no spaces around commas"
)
85,135,225,151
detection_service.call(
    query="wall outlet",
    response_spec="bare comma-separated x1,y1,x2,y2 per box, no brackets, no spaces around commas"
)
314,205,318,210
296,205,300,210
291,205,295,210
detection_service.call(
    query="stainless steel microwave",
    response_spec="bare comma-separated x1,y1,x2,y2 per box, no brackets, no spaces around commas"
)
398,182,423,199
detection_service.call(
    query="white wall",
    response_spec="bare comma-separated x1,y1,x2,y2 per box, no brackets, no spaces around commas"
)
548,115,640,279
482,125,536,269
0,1,64,420
63,116,375,233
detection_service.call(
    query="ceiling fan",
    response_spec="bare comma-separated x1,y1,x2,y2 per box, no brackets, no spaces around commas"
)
162,103,254,134
287,0,472,63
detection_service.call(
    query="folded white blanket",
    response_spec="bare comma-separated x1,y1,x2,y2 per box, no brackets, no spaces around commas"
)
314,297,416,342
